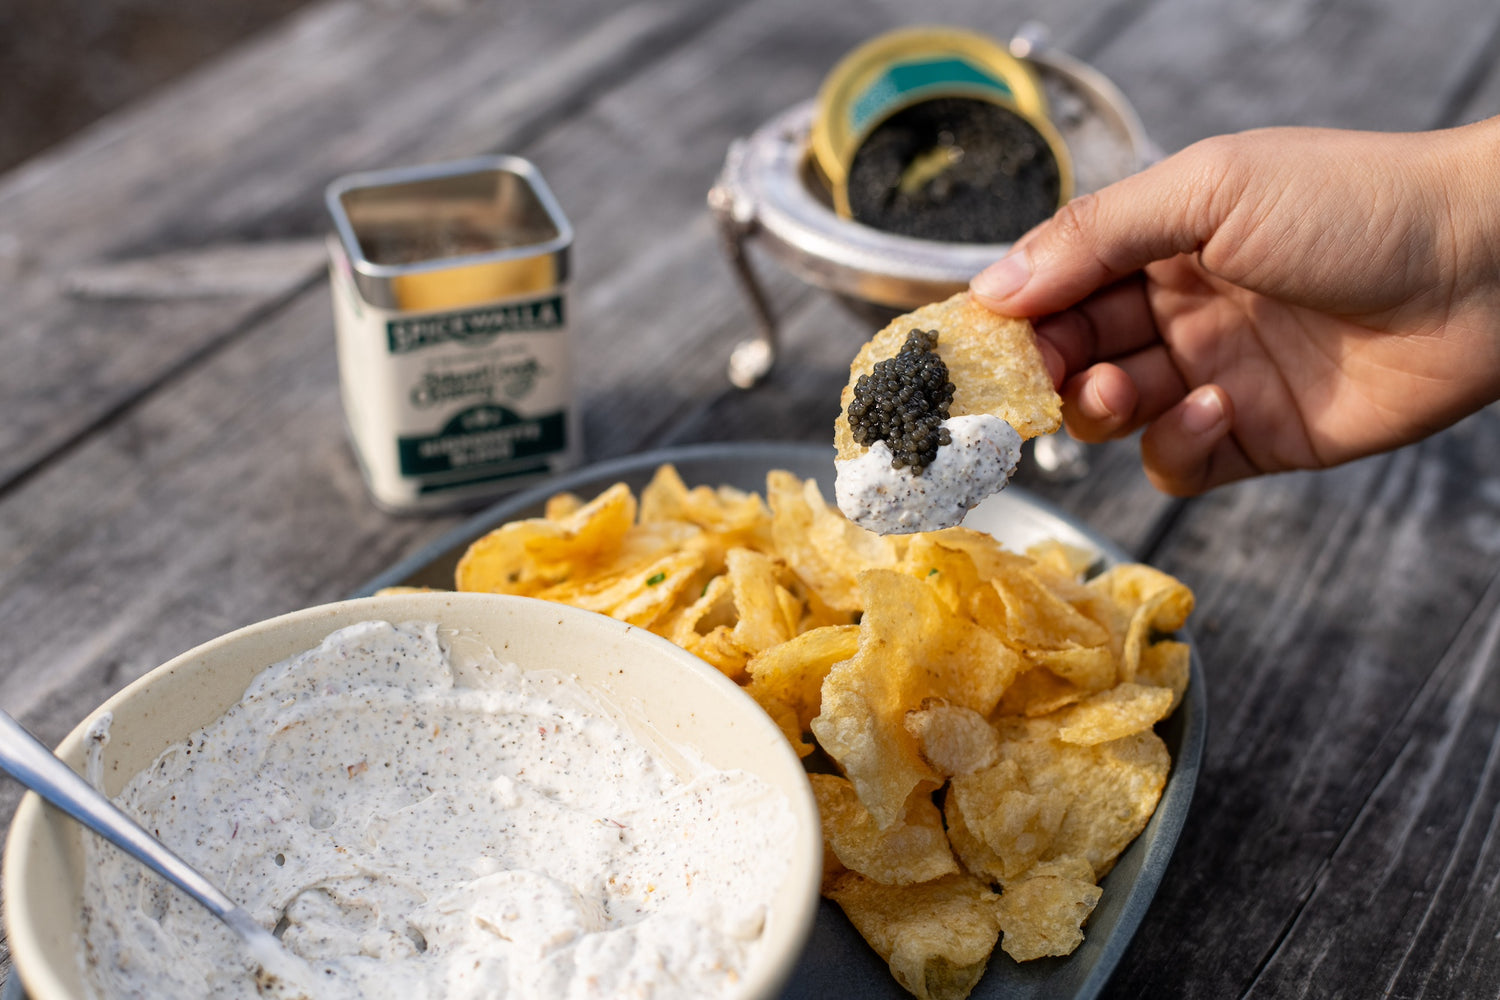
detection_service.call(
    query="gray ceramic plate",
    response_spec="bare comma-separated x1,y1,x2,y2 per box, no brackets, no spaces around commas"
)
354,441,1206,1000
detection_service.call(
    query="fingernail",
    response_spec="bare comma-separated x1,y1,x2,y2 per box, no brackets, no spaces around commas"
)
1180,387,1226,436
1082,375,1117,423
972,248,1031,301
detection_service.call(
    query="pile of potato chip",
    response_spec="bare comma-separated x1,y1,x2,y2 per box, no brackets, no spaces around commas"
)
442,465,1192,1000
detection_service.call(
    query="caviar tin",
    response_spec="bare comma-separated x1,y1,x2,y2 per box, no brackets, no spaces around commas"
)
708,25,1155,388
809,25,1071,220
325,155,581,513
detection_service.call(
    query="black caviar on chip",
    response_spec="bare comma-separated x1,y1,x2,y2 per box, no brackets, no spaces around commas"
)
846,329,955,473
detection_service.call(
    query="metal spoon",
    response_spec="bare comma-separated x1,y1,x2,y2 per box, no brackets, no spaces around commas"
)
0,708,318,997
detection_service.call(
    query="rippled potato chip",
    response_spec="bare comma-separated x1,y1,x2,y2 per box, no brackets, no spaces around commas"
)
989,563,1111,651
812,569,1024,829
536,548,703,629
904,702,1001,777
1055,683,1175,746
456,481,637,594
834,291,1062,462
984,724,1171,879
724,548,798,658
1089,564,1195,682
768,471,897,612
993,666,1089,718
811,774,957,885
450,465,1195,999
951,757,1066,880
745,625,860,731
640,463,772,556
826,871,1002,1000
995,857,1103,962
1025,539,1099,580
1137,639,1192,711
543,491,584,519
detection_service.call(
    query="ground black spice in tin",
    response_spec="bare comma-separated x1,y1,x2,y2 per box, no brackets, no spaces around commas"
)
846,96,1063,244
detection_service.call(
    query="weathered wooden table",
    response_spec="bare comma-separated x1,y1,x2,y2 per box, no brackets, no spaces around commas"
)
3,0,1499,996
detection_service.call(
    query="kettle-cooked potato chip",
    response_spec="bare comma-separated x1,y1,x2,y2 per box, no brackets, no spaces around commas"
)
995,857,1103,962
456,481,637,594
745,624,860,731
825,871,1002,1000
812,569,1024,829
1054,683,1175,746
811,773,958,885
768,471,898,612
904,702,1001,777
1137,639,1192,711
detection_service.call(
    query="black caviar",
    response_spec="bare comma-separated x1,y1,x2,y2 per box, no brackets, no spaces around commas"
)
846,97,1062,244
846,329,955,472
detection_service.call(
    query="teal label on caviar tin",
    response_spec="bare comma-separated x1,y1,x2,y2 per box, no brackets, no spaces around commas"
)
847,57,1016,138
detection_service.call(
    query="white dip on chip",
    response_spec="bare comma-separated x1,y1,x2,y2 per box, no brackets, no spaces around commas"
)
79,620,795,1000
835,413,1023,535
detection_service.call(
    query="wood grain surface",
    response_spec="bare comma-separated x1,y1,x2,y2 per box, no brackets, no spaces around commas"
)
2,0,1499,996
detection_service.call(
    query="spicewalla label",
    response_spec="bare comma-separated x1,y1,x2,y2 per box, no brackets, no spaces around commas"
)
387,295,565,354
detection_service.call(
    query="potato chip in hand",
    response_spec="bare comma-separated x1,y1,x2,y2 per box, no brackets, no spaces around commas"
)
833,292,1062,535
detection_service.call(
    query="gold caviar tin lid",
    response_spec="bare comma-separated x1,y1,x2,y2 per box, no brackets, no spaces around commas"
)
811,25,1072,228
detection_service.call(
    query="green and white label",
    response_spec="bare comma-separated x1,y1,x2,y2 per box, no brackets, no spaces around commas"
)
386,295,565,354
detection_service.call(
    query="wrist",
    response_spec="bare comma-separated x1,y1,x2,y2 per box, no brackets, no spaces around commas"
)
1432,116,1500,303
1434,115,1500,403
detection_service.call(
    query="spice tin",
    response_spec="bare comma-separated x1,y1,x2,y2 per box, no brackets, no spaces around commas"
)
325,155,580,513
809,25,1072,219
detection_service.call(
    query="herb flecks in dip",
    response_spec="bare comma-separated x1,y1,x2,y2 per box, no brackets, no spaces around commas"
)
79,620,795,1000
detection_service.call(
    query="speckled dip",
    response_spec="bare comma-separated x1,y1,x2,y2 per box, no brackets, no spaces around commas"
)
3,593,823,1000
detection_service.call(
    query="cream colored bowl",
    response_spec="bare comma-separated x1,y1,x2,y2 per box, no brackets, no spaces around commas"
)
3,592,823,1000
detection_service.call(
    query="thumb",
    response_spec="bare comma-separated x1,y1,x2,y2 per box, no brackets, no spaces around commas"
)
970,140,1234,317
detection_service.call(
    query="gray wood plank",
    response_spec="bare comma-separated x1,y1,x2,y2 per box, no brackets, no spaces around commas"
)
1093,0,1500,151
1256,565,1500,995
1447,16,1500,126
1098,410,1500,997
0,289,452,730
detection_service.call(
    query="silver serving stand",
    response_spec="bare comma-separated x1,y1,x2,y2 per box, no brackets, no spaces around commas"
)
708,26,1157,389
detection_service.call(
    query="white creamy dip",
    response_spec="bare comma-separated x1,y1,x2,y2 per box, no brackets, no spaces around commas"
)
79,620,795,1000
835,413,1023,535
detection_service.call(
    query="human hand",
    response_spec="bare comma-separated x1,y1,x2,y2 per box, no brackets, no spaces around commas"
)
971,118,1500,495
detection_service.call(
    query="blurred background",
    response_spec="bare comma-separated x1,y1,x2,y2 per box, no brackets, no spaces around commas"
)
0,0,311,173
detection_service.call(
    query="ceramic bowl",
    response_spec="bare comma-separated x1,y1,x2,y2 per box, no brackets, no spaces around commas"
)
3,592,823,1000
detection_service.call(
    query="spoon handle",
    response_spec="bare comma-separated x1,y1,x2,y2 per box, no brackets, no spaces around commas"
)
0,708,243,925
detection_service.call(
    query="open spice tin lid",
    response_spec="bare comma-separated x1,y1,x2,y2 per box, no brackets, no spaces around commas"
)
325,154,573,312
810,25,1073,223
